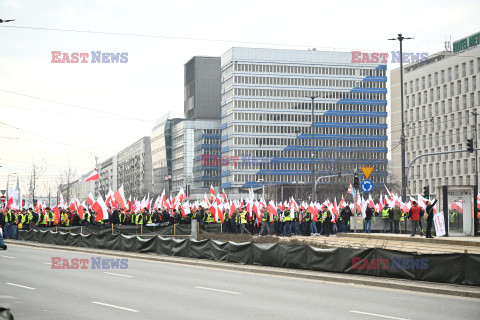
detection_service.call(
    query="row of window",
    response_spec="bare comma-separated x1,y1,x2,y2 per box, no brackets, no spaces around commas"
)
227,173,388,184
406,76,477,108
405,58,480,94
232,63,386,77
231,137,386,149
406,92,480,122
232,88,385,101
225,100,386,112
225,149,386,160
223,125,385,138
231,75,386,89
234,161,387,172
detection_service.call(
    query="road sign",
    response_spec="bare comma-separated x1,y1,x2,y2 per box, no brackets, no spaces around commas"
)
361,167,374,179
0,195,6,202
361,179,373,193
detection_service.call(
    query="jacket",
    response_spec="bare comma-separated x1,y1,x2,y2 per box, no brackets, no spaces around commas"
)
391,207,402,221
365,207,374,221
425,199,438,221
408,205,423,221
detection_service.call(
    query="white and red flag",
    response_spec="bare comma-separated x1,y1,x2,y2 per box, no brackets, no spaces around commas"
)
114,185,127,210
85,168,99,182
92,196,109,221
86,192,95,206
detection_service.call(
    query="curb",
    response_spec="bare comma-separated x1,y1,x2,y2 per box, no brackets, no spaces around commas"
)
6,240,480,299
337,233,480,247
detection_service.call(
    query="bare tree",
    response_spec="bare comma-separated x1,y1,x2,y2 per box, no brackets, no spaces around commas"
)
59,164,77,203
31,160,47,207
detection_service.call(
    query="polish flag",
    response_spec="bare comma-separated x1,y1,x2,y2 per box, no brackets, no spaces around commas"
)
78,202,86,219
222,190,228,203
177,188,187,202
347,183,353,195
6,197,13,209
86,192,95,206
58,194,66,209
53,206,61,224
114,185,127,209
181,202,191,217
385,184,393,200
85,168,99,182
267,201,277,217
209,185,217,202
92,196,109,221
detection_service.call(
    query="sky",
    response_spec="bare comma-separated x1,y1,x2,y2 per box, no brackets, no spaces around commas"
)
1,0,479,197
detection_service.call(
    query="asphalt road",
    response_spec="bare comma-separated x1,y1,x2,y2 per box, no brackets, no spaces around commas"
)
0,245,478,320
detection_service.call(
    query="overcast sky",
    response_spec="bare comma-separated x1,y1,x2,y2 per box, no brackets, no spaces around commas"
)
1,0,479,196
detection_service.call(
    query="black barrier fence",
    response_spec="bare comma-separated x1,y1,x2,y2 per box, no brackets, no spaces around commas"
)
25,223,222,236
18,230,480,286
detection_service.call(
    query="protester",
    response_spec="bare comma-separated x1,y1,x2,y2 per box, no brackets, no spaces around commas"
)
364,204,374,234
408,201,424,237
425,199,438,238
391,203,402,234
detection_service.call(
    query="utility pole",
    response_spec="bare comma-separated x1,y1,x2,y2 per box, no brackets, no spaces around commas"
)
311,96,316,202
295,129,300,200
389,34,413,201
473,111,479,236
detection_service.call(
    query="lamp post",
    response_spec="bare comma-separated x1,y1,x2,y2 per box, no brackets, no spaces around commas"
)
295,129,301,200
388,34,413,201
310,96,317,202
472,111,479,236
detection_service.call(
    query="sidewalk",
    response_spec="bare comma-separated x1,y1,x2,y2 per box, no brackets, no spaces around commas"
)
6,240,480,299
278,233,480,254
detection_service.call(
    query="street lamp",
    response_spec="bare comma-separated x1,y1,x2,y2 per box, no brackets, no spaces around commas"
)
388,33,414,201
310,95,320,202
295,129,301,200
472,110,479,236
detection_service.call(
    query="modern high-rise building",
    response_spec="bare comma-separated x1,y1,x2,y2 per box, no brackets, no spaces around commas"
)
391,32,480,196
184,56,222,120
220,47,388,199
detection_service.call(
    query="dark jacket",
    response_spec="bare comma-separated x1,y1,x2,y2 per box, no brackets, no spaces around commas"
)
72,213,81,226
340,207,352,222
365,207,374,221
425,199,438,221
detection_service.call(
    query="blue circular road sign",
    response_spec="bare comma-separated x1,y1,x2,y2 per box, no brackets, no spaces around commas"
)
361,179,373,193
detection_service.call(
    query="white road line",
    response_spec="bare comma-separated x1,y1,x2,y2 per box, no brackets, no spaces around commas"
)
0,296,19,299
6,283,35,290
42,262,51,265
0,255,15,259
92,301,139,313
103,272,133,278
194,286,242,295
350,310,410,320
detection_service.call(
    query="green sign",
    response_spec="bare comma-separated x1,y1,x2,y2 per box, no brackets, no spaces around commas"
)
453,31,480,53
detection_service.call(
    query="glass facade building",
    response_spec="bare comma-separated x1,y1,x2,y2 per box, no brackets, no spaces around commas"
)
220,47,388,198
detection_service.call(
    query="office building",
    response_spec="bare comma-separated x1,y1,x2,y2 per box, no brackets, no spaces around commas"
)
391,32,480,195
220,47,388,198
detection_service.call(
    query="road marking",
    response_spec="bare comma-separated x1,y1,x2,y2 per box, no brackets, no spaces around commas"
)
350,311,410,320
42,262,51,265
103,272,133,278
0,296,19,299
6,283,35,290
92,301,139,313
0,255,15,259
194,286,242,295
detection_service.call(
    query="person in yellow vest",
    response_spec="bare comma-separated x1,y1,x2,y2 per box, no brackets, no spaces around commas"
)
82,209,91,226
135,211,143,225
381,204,392,233
119,210,127,225
205,210,214,224
37,210,47,227
46,208,55,227
239,209,249,234
322,205,332,237
283,210,292,236
61,210,70,227
259,209,271,236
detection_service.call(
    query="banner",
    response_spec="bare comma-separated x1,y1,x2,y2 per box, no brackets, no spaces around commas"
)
434,211,446,237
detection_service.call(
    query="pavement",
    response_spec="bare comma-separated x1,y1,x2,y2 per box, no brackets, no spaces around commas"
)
276,232,480,254
1,240,479,320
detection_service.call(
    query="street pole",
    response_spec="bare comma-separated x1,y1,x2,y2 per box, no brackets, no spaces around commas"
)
389,34,413,201
311,96,316,202
295,129,300,200
473,111,479,236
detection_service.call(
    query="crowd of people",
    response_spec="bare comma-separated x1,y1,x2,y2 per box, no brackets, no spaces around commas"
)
0,197,439,241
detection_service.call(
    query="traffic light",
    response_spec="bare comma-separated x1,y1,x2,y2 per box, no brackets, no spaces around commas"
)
353,173,359,189
467,139,474,153
423,185,430,199
338,168,342,178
